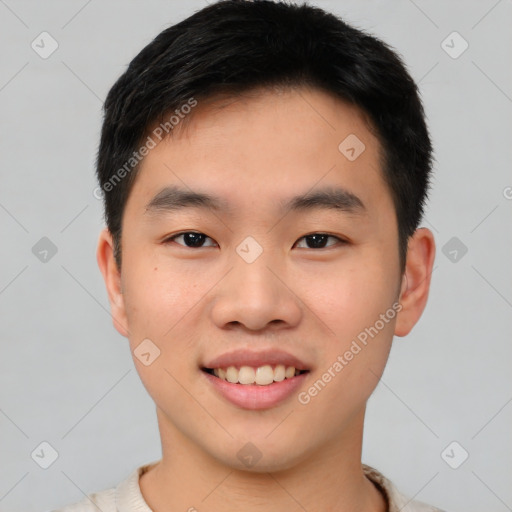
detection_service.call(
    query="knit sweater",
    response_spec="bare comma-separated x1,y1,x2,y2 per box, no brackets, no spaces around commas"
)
52,461,446,512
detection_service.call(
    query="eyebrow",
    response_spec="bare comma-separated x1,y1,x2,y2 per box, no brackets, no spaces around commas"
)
144,185,366,217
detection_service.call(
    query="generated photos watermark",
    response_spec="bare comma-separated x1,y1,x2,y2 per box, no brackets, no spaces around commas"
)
93,97,198,199
298,302,403,405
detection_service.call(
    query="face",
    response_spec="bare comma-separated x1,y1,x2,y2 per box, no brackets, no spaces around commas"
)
98,87,432,472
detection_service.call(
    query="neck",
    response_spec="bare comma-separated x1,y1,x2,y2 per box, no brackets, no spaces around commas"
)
140,407,386,512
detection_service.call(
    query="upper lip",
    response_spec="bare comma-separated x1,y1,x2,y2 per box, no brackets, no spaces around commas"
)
202,349,310,371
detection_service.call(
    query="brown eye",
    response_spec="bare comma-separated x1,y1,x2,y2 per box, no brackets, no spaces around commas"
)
295,233,344,249
165,232,216,248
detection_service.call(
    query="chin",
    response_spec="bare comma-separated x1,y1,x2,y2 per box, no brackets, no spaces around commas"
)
212,440,308,474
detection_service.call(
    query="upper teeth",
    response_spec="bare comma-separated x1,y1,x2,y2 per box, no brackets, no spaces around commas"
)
212,365,300,385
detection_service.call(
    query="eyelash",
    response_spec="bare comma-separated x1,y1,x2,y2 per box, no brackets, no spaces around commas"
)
163,231,348,250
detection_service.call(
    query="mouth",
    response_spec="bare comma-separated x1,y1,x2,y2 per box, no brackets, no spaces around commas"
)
202,365,309,386
200,349,312,409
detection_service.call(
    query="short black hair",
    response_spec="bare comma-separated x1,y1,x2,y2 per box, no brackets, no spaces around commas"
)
97,0,433,272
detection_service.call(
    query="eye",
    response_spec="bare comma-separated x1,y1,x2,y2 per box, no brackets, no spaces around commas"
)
164,231,217,248
294,233,345,249
163,231,346,250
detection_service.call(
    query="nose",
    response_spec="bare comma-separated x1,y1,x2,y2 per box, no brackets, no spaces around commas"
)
210,251,303,332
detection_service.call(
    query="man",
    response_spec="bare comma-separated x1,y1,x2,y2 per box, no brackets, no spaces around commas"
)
56,1,442,510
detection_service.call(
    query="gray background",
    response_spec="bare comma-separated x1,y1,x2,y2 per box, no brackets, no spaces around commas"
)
0,1,511,511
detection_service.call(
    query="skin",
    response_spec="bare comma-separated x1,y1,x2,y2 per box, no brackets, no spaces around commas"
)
97,86,435,512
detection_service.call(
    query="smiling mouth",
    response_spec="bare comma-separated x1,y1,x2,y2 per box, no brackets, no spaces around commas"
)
202,365,309,386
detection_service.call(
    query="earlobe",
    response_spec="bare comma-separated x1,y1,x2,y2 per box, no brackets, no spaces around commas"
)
394,228,436,337
96,228,129,337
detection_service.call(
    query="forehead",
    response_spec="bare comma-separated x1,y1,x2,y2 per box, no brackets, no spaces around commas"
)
126,86,390,220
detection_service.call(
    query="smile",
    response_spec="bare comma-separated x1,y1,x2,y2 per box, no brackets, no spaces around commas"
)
201,367,310,410
203,365,308,386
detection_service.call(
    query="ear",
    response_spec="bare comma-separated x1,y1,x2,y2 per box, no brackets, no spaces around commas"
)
394,227,436,337
96,228,129,337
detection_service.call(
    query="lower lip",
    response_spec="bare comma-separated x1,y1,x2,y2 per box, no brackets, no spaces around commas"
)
202,370,309,410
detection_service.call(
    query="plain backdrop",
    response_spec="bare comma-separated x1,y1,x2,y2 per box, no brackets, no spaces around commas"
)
0,1,511,511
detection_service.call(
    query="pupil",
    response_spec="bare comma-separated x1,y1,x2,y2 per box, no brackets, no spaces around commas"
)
185,232,205,247
181,233,329,248
307,234,327,248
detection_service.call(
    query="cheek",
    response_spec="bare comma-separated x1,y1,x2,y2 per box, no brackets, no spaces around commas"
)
122,259,202,336
120,262,204,399
301,255,399,403
295,267,397,432
304,257,398,340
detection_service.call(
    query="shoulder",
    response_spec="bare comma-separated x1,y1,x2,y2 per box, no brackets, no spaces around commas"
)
362,464,448,512
390,490,448,512
51,461,158,512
